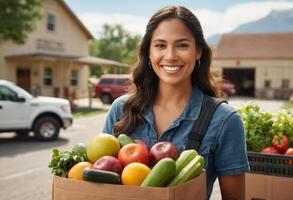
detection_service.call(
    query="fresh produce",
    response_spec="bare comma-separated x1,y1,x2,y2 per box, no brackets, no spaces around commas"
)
118,143,149,167
83,168,121,184
168,155,204,187
271,110,293,146
49,136,204,187
117,134,134,147
72,143,87,156
261,147,280,154
87,133,120,163
272,135,289,154
134,139,149,151
239,103,293,154
48,148,88,177
68,162,93,180
141,158,176,187
121,162,151,186
285,148,293,165
175,149,197,175
238,103,274,152
93,156,123,175
149,141,179,166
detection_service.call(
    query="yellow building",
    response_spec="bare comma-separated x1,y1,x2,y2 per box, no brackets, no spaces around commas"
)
0,0,124,99
213,33,293,99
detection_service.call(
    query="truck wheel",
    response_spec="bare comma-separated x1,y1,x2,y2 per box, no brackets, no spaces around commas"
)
100,94,113,104
33,116,60,141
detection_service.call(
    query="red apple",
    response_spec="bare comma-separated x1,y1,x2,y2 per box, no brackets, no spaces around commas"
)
149,141,179,166
93,156,123,175
134,139,149,151
118,143,149,167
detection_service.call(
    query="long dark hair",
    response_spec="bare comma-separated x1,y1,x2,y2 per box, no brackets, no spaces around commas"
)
114,6,221,135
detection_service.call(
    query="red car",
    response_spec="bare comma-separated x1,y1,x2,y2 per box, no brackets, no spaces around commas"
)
220,81,236,98
94,74,130,104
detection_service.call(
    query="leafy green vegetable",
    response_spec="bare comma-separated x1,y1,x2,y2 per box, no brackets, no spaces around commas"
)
238,103,274,152
272,110,293,146
48,149,88,177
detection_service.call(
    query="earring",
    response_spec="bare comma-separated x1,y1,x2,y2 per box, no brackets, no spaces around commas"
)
197,59,201,68
148,61,152,68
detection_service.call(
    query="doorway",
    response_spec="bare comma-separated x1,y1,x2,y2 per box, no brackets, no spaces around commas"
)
16,68,31,92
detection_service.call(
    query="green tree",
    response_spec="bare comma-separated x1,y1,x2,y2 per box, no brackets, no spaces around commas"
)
90,24,141,76
0,0,42,44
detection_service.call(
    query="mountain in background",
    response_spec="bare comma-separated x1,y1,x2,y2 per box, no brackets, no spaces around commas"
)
207,8,293,46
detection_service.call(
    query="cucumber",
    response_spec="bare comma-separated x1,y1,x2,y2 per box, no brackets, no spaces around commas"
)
83,168,121,184
141,158,176,187
117,134,134,147
175,149,197,175
167,155,204,187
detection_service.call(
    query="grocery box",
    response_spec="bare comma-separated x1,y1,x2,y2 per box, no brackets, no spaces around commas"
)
52,172,206,200
247,151,293,177
246,152,293,200
245,173,293,200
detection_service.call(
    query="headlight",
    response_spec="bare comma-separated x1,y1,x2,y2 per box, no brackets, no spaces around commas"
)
60,104,71,113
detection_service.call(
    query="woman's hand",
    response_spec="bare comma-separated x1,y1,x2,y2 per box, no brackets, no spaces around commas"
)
219,173,245,200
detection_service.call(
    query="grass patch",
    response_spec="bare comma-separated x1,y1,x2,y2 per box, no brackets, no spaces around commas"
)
72,108,108,117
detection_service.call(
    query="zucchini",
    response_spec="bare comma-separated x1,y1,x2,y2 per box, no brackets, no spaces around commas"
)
175,149,197,175
167,155,204,187
117,134,134,147
83,168,121,184
141,158,176,187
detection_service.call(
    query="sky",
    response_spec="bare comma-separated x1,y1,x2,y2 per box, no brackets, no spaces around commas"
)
64,0,293,39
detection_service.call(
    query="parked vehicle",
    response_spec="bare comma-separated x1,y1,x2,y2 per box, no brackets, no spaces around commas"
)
0,80,73,141
220,81,236,98
94,74,130,104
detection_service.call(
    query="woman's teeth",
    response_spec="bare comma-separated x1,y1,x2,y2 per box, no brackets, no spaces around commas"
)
162,65,181,73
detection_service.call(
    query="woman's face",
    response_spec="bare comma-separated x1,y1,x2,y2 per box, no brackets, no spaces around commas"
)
149,18,201,87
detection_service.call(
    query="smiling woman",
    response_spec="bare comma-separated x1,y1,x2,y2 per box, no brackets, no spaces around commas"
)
102,6,249,200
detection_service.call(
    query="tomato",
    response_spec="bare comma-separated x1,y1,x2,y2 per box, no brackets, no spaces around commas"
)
272,135,289,154
118,143,149,167
285,148,293,165
261,146,280,154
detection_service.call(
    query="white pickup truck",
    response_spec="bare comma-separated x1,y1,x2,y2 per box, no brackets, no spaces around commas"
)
0,80,73,141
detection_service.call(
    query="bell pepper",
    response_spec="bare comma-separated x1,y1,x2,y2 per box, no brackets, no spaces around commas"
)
272,134,289,154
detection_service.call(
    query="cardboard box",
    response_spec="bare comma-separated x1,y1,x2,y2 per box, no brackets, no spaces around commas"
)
245,173,293,200
52,172,206,200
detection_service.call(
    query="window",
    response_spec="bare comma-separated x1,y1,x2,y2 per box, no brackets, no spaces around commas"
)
0,86,17,101
281,79,289,89
100,78,114,84
264,80,271,88
116,78,128,85
47,13,55,31
71,70,78,86
44,68,52,86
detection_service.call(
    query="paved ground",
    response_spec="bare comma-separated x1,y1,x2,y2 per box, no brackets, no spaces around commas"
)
74,96,287,113
0,97,287,200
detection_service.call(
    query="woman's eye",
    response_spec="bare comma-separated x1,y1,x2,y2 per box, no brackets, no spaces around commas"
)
177,43,189,48
154,43,166,48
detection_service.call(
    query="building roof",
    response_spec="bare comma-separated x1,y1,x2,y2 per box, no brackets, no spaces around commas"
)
5,53,129,67
57,0,93,39
214,33,293,59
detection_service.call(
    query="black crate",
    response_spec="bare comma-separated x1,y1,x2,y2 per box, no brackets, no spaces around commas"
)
247,151,293,177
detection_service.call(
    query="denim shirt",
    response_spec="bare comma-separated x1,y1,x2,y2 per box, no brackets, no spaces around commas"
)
103,87,250,199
